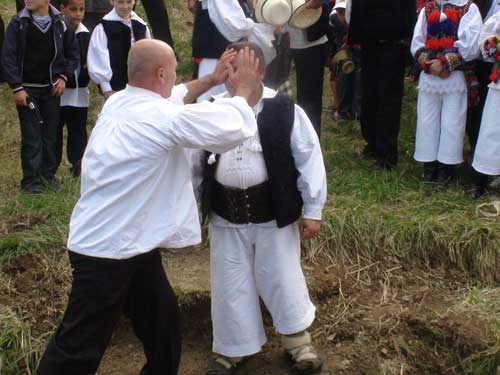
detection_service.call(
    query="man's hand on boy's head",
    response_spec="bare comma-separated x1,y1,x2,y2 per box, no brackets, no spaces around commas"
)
211,49,237,85
228,47,262,100
51,78,66,96
299,218,321,240
13,90,28,107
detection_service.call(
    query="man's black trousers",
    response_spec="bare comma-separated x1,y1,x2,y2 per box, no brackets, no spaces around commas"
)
17,86,60,189
37,249,182,375
56,106,88,176
360,41,406,166
291,43,327,137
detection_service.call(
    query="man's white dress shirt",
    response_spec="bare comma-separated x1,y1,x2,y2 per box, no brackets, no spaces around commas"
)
68,84,257,259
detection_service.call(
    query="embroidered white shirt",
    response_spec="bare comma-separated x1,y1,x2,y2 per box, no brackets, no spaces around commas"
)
205,86,327,226
67,84,257,259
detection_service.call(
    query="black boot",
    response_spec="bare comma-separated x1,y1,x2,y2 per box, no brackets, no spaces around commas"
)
436,163,455,185
471,172,489,199
422,162,438,182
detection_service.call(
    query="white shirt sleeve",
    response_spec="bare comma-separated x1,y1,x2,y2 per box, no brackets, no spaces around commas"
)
208,0,254,42
480,12,500,58
454,4,482,62
291,105,327,220
145,25,152,39
87,23,113,93
170,96,257,154
411,8,427,57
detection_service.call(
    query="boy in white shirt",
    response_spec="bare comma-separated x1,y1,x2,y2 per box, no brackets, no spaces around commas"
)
57,0,90,177
87,0,151,100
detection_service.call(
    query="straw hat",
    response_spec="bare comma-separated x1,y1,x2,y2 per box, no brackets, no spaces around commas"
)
332,48,355,74
289,0,322,29
333,0,346,10
255,0,293,27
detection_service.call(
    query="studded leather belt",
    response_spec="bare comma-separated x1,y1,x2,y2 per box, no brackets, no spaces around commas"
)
211,180,275,224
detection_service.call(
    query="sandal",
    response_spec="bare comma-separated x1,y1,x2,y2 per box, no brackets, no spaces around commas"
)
282,331,323,374
206,356,244,375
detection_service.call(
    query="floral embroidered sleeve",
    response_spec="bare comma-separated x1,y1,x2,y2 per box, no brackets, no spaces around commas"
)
439,50,465,72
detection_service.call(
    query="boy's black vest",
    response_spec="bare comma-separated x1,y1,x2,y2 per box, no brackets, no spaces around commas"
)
192,0,250,59
101,19,147,91
201,94,303,229
67,30,90,88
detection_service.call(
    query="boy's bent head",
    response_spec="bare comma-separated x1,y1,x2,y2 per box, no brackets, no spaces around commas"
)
25,0,50,15
112,0,135,20
60,0,85,28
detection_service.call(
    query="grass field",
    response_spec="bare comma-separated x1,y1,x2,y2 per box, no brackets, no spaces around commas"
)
1,0,500,373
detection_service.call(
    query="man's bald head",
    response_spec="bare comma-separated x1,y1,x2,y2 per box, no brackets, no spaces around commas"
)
128,39,177,97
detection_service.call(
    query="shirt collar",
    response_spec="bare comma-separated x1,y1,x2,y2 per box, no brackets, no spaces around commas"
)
125,85,163,99
103,8,147,25
75,22,89,34
213,84,278,115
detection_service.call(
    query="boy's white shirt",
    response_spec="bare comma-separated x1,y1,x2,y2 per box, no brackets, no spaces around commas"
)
87,8,151,93
61,22,91,108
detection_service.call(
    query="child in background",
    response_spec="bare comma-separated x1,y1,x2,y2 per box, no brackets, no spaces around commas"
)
57,0,90,177
472,10,500,197
87,0,151,101
411,0,482,184
1,0,79,193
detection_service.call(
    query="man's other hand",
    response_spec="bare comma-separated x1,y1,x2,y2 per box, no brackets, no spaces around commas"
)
211,49,237,85
299,218,321,240
228,47,261,101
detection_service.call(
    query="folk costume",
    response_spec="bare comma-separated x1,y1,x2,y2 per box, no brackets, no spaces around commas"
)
411,0,482,181
466,0,499,151
349,0,416,169
56,22,90,177
87,8,151,94
1,5,79,192
472,12,500,180
192,0,275,102
199,86,327,370
37,84,258,375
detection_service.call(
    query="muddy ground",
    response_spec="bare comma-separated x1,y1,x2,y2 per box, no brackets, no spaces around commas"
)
0,247,494,375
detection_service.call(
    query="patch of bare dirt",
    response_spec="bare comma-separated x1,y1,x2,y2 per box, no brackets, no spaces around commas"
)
0,249,494,374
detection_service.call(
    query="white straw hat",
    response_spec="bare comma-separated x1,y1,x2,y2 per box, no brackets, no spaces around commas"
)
289,0,322,29
255,0,293,27
333,0,346,10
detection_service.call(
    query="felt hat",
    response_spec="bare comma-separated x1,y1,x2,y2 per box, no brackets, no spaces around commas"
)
289,0,322,29
255,0,293,26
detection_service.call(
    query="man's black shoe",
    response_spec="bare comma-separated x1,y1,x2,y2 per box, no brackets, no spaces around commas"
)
20,183,42,194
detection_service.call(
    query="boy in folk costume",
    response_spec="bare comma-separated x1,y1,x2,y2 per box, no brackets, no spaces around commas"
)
200,42,327,375
56,0,90,177
411,0,482,183
472,10,500,196
87,0,151,101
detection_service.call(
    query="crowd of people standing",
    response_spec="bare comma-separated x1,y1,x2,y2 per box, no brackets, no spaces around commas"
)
0,0,500,374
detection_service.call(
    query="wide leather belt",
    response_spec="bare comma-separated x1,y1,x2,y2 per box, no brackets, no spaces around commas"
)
211,180,275,224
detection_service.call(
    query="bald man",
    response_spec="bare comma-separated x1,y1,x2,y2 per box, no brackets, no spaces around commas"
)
37,39,262,375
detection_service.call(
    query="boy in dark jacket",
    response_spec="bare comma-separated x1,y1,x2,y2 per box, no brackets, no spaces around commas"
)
57,0,89,177
1,0,79,193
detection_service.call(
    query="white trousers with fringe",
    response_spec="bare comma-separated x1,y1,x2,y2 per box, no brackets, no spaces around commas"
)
473,88,500,176
414,90,467,164
208,220,316,357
